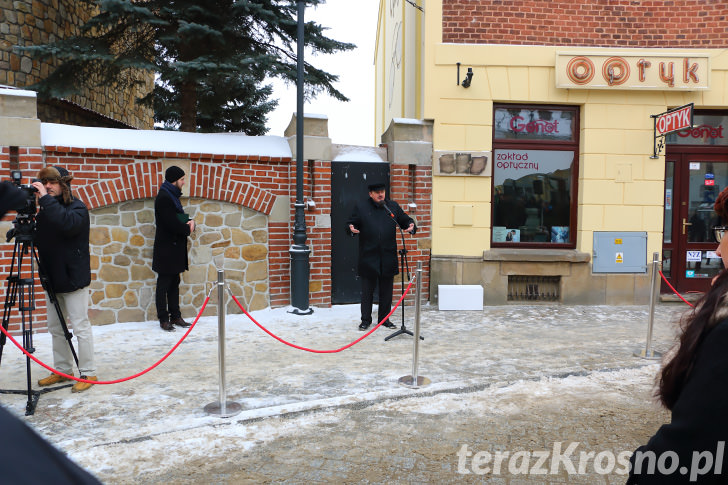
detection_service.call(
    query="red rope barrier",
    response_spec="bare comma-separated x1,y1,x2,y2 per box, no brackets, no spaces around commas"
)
0,296,211,385
658,270,695,308
230,276,417,353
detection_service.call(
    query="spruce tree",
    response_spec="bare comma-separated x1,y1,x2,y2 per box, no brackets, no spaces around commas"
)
21,0,354,134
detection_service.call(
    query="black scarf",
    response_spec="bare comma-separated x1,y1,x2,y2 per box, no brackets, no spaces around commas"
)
160,180,183,213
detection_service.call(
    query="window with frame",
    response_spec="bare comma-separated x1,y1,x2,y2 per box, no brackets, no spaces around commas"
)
492,104,579,248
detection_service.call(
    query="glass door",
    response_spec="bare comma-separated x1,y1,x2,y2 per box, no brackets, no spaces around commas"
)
666,154,728,293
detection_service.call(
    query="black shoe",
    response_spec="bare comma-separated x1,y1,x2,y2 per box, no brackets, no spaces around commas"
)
359,322,371,331
382,320,397,329
160,320,175,331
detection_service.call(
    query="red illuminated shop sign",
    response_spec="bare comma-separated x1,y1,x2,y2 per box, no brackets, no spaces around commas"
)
666,113,728,147
509,116,560,135
494,107,576,141
677,124,724,140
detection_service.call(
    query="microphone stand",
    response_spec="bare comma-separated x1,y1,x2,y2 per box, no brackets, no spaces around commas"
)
383,203,423,342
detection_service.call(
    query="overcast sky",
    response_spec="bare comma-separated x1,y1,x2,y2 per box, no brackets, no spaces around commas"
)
264,1,378,147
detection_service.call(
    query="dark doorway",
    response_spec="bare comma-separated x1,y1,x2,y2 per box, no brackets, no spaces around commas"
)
330,161,390,304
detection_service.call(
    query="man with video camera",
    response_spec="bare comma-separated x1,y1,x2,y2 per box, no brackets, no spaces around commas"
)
31,166,97,393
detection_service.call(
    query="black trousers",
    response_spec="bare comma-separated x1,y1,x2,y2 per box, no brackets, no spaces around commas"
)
156,273,181,322
360,274,394,325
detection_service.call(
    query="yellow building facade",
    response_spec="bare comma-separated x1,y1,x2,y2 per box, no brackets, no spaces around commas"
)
376,0,728,304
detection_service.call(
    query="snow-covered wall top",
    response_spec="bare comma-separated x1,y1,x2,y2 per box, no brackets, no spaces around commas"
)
40,123,293,158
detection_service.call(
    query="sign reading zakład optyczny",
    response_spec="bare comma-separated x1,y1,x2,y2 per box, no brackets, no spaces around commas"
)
555,52,710,90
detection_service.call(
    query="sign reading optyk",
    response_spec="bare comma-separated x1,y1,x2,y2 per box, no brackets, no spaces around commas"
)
650,103,694,158
655,103,694,136
555,52,709,90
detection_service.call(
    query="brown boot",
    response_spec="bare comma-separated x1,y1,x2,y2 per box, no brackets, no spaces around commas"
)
171,316,191,328
38,373,72,387
160,320,175,331
72,376,97,393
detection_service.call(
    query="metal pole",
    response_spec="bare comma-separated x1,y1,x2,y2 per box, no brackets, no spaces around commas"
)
399,262,430,388
289,0,313,315
217,270,227,413
204,269,242,417
634,252,662,360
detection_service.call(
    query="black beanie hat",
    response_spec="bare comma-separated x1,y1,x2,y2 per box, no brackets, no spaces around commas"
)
165,166,185,183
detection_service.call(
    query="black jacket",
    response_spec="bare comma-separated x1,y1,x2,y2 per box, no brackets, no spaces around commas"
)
152,187,191,275
627,319,728,483
346,197,416,278
0,405,101,484
35,194,91,294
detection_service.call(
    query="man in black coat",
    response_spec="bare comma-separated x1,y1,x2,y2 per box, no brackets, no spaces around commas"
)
347,182,416,331
31,166,97,393
153,166,196,331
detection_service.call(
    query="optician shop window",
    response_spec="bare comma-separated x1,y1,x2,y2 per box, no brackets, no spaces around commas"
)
492,104,579,248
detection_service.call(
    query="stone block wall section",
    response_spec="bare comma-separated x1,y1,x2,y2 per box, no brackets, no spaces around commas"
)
87,199,270,325
0,0,154,128
442,0,728,47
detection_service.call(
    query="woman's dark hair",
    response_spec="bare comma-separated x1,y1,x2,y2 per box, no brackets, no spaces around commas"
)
715,187,728,222
658,269,728,409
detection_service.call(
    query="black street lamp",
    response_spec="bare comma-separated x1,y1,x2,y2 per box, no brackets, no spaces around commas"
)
289,0,312,315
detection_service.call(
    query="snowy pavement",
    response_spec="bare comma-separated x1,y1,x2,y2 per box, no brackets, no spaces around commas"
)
0,301,686,483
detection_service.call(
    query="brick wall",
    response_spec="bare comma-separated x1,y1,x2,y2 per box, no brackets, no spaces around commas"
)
390,164,432,305
442,0,728,47
0,146,49,333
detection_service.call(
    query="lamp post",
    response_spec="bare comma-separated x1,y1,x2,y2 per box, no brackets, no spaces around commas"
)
289,0,313,315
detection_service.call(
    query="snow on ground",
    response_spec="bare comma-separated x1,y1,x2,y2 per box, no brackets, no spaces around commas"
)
0,303,679,482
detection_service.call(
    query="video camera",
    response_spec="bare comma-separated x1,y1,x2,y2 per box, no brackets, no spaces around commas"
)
10,170,38,216
6,170,39,243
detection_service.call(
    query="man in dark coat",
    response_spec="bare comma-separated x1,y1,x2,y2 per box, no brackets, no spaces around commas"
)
31,166,97,393
347,182,416,331
153,166,196,331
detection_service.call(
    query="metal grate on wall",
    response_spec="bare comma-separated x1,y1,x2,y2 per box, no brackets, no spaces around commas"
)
507,275,561,302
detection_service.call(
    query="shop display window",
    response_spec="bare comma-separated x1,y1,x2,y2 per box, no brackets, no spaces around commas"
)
492,105,579,247
666,114,728,147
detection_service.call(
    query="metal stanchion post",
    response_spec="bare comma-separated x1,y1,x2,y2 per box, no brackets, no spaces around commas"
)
399,262,430,388
204,269,242,417
634,252,663,360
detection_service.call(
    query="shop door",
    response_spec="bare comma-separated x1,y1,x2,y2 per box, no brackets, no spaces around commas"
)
330,161,390,304
663,153,728,294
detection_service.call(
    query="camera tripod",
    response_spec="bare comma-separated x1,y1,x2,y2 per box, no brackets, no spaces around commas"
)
0,217,79,415
385,218,424,342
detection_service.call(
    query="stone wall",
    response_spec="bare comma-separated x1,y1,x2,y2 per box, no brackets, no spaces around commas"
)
0,0,154,128
88,198,270,325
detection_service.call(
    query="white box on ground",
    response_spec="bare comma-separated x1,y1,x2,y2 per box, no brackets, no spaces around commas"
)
438,285,484,311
